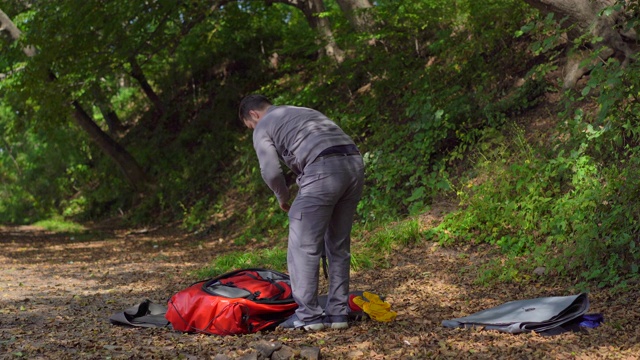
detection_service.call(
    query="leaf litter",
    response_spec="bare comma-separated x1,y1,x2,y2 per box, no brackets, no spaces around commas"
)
0,223,639,359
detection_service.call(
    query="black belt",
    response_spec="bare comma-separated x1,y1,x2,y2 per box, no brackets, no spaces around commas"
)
313,144,360,163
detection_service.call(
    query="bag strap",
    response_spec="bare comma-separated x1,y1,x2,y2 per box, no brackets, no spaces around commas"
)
230,271,289,301
322,255,328,279
203,270,293,302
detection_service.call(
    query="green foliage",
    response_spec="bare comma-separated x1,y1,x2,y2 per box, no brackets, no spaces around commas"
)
475,257,526,285
430,125,546,249
1,0,306,226
428,24,640,285
258,0,535,225
234,197,290,246
431,122,640,286
179,199,210,232
0,100,96,224
3,0,639,289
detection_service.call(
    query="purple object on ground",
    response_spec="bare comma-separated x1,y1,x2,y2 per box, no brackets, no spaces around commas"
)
579,313,604,328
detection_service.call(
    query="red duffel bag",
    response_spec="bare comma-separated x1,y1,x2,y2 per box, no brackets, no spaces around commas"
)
165,268,298,335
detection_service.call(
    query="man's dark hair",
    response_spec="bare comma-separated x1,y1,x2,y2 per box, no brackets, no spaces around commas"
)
239,94,272,122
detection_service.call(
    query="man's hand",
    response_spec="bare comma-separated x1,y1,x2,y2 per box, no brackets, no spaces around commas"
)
279,202,291,212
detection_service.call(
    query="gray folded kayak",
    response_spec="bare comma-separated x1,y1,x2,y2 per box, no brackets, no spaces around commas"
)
442,293,589,334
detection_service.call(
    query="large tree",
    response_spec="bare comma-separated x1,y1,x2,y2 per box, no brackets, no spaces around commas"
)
0,8,151,192
524,0,637,87
267,0,346,62
335,0,373,31
212,0,377,63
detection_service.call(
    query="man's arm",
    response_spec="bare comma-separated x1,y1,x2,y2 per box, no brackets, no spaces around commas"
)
253,131,290,208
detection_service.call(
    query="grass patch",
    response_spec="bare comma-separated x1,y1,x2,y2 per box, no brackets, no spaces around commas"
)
474,256,525,286
376,219,421,248
350,252,374,271
356,218,422,265
193,247,287,279
32,218,86,233
193,218,425,278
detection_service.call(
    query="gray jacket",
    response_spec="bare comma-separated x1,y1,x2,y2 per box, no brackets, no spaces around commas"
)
252,105,356,204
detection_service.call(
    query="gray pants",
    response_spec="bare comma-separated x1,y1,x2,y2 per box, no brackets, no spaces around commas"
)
287,154,365,321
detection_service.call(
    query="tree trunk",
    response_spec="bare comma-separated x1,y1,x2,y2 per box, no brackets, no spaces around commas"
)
267,0,345,63
523,0,637,88
0,9,36,57
335,0,373,32
90,84,127,136
211,0,347,62
0,8,150,192
128,56,166,116
71,100,149,192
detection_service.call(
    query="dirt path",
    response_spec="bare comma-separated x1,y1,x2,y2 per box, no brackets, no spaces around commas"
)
1,224,639,359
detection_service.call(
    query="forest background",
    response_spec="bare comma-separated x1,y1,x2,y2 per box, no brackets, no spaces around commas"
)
1,0,639,290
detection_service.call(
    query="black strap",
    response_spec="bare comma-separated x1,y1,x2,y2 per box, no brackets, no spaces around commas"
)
317,144,359,157
238,271,286,301
321,255,328,279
